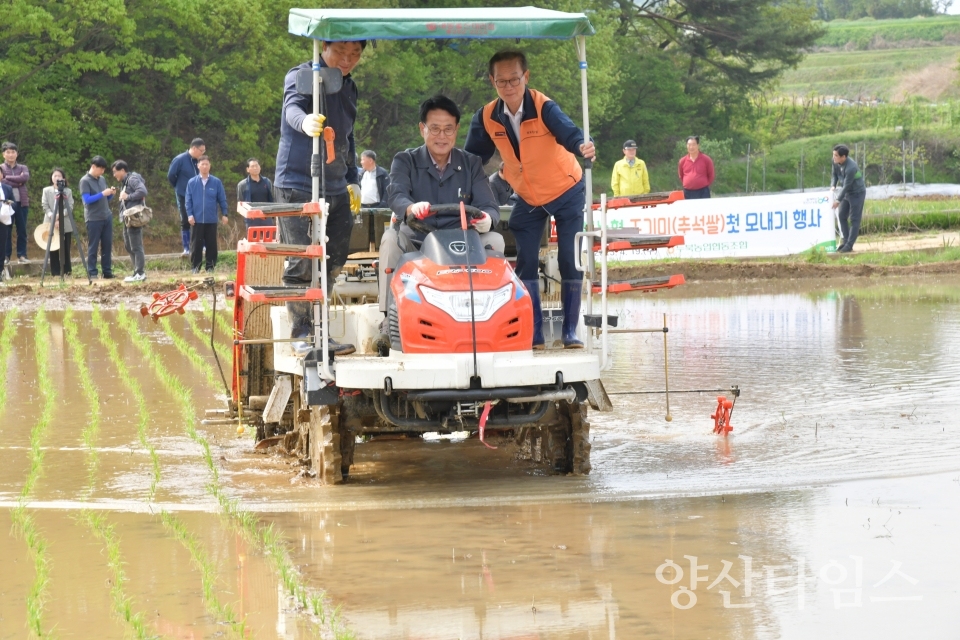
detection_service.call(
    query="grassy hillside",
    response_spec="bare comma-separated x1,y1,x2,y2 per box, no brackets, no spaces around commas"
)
780,45,960,100
816,15,960,49
780,16,960,100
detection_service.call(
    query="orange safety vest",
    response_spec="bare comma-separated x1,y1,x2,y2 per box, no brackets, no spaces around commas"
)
481,89,582,207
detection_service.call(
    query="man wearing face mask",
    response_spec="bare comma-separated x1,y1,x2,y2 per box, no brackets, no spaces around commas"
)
275,40,366,356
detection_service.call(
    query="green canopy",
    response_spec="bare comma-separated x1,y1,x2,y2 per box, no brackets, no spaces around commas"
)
288,7,595,41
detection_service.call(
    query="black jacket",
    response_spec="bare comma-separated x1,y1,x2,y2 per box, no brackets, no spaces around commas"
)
387,146,500,248
275,59,358,196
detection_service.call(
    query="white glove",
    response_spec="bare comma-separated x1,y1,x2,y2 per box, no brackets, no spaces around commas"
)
407,201,432,220
471,212,492,233
300,113,326,137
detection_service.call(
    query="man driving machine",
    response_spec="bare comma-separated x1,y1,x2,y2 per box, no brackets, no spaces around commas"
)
378,95,505,313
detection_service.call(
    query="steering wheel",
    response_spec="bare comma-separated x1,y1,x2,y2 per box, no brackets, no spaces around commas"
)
405,203,485,235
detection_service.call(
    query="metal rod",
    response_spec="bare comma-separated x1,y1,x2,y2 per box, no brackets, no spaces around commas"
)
608,388,735,395
662,312,671,422
210,286,230,396
577,35,595,349
235,337,305,345
606,328,669,334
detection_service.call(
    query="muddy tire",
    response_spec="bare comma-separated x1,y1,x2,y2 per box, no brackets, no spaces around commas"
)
308,405,343,485
516,400,591,475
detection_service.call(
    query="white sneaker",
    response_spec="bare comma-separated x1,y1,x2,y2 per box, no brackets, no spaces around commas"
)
123,275,138,283
134,273,146,282
181,249,190,257
18,256,30,264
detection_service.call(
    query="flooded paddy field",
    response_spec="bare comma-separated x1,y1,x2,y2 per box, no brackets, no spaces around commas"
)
1,275,959,638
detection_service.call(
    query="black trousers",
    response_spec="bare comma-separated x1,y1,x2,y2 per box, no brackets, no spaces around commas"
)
190,222,219,271
274,188,354,334
683,186,711,199
49,233,73,276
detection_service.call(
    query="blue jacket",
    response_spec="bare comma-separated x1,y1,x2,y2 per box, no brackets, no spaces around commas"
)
185,174,228,224
275,59,359,196
167,151,200,197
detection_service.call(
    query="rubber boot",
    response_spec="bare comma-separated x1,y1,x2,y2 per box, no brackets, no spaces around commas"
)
522,279,545,350
561,279,584,349
288,301,355,356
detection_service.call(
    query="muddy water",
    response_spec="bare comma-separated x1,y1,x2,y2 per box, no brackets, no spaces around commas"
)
1,277,959,638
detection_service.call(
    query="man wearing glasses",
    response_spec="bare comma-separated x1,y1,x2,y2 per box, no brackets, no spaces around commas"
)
465,50,596,350
378,94,504,314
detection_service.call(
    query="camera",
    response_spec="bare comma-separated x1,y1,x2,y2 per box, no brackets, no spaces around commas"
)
56,179,67,191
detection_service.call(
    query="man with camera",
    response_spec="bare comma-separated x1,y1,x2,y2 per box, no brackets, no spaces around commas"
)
80,156,116,279
112,160,148,282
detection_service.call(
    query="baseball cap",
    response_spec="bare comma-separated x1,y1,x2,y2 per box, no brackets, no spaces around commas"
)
623,140,637,149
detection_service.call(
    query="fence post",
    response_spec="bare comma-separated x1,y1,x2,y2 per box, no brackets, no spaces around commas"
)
745,143,751,193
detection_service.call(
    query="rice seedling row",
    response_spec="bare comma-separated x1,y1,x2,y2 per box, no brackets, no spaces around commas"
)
117,307,354,639
0,310,19,415
185,306,232,363
62,308,102,495
116,308,247,632
159,316,226,394
79,511,154,639
64,308,154,637
10,309,55,637
159,511,246,637
90,307,161,500
201,299,235,340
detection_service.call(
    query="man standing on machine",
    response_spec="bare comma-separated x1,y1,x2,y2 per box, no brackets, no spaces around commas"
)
465,50,596,350
275,40,366,356
379,94,504,314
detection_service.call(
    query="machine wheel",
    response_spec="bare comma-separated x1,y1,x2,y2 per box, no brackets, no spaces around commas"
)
307,405,344,485
517,400,591,476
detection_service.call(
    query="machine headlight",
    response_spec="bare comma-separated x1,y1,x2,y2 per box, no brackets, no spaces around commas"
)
420,283,513,322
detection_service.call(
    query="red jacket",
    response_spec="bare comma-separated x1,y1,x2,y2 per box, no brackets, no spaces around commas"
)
678,153,714,191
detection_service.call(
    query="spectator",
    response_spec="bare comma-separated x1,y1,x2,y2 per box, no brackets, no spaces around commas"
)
465,50,596,350
185,155,228,273
274,39,367,356
167,138,205,256
359,150,389,208
41,168,76,277
80,156,117,279
678,135,714,199
488,161,514,206
831,144,867,253
0,182,13,282
112,160,148,282
0,142,31,264
611,140,650,197
236,158,273,229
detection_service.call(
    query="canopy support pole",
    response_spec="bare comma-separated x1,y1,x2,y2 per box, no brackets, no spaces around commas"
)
312,39,333,381
576,35,594,348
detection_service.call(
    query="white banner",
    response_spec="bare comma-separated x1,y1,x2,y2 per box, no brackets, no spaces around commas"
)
594,190,838,260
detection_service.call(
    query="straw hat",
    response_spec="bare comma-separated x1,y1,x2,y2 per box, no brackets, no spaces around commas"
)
34,223,60,252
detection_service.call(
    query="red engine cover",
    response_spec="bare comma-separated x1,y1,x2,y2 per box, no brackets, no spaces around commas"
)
391,254,533,353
